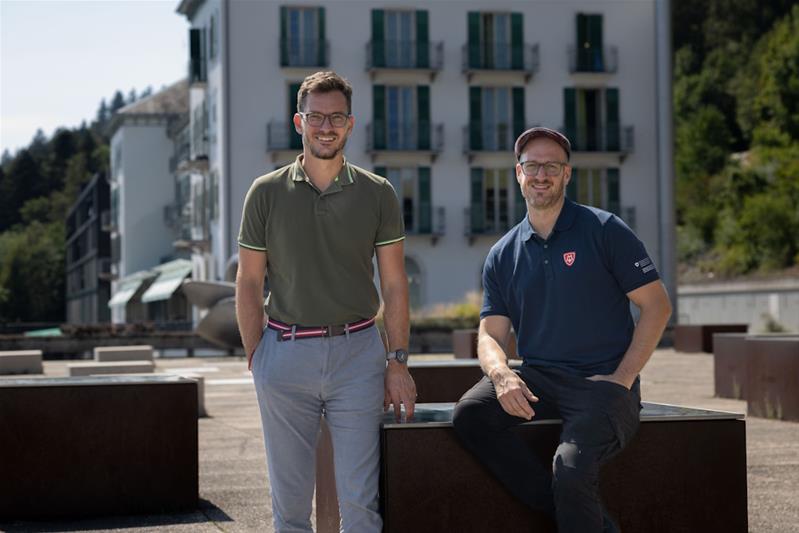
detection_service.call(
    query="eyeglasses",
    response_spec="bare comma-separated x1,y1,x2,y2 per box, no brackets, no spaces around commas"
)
299,111,350,128
519,161,568,177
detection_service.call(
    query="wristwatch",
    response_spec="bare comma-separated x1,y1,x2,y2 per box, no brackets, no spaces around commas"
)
386,349,409,364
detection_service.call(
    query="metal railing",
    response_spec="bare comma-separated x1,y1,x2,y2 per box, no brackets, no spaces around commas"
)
366,40,444,70
568,45,618,73
280,39,330,67
462,42,539,74
266,121,303,151
462,124,517,153
561,125,634,153
367,122,443,152
463,206,511,237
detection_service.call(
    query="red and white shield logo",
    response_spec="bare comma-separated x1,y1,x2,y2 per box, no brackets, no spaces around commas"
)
563,251,576,266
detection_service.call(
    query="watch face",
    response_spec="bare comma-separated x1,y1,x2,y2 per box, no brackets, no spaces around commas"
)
395,349,409,363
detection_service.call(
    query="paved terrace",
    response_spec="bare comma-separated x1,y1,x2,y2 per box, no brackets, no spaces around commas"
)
1,349,797,532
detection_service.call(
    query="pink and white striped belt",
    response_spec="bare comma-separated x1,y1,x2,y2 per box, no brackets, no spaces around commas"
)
267,317,376,341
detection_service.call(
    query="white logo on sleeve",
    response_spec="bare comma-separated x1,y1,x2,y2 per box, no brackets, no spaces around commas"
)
634,257,656,274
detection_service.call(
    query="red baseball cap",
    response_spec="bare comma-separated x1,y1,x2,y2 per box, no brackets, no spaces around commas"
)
514,127,571,161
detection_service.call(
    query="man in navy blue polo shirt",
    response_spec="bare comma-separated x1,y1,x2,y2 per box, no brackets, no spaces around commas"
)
453,127,672,532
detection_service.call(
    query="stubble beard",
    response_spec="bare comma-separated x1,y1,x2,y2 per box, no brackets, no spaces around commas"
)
304,129,348,160
524,178,567,211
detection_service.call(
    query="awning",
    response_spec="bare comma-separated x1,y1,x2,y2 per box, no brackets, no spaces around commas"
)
108,272,152,308
140,259,193,303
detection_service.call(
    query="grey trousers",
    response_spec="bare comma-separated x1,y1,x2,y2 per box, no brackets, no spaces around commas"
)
252,325,386,533
453,365,641,533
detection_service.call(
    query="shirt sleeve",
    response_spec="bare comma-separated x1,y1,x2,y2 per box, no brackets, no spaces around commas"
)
480,250,510,319
237,179,269,251
374,179,405,247
603,214,660,294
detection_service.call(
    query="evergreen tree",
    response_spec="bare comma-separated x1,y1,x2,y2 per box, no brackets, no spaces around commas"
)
110,91,126,114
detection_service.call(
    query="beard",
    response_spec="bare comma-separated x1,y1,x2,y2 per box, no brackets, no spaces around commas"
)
522,176,567,210
303,128,348,160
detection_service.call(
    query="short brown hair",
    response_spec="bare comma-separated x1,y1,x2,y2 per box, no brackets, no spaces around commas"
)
296,71,353,114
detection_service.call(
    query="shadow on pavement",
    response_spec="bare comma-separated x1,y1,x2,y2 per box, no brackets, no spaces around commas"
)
0,498,233,532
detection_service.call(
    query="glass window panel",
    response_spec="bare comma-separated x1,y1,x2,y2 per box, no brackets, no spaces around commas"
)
289,10,300,64
302,9,316,65
496,88,510,150
482,89,496,150
400,11,413,67
494,14,510,68
386,12,398,66
387,87,399,148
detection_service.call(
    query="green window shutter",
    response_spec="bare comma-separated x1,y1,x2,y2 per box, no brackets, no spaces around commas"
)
470,168,484,234
416,10,429,68
567,168,578,200
576,14,588,71
512,87,525,140
564,88,577,148
371,10,385,68
467,12,480,68
373,85,386,150
510,13,523,70
280,7,288,66
606,168,620,215
417,86,431,150
469,86,482,150
375,166,388,179
317,7,326,66
289,83,302,150
418,167,432,233
605,88,620,151
589,15,603,71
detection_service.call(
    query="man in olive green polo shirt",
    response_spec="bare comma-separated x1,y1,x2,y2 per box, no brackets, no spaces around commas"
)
235,71,416,533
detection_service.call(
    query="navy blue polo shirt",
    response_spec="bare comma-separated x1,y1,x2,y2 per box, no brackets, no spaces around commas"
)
481,198,660,376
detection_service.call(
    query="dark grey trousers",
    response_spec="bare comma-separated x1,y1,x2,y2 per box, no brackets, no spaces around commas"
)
452,365,641,533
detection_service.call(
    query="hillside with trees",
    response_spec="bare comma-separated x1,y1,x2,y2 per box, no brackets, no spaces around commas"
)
0,88,151,323
673,1,799,280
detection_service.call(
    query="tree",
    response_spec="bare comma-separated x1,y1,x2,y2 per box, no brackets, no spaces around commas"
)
110,91,126,114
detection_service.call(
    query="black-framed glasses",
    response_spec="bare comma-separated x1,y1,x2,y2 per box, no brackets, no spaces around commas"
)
298,111,350,128
519,161,568,177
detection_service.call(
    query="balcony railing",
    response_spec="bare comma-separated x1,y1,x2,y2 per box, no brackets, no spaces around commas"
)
568,45,618,74
462,124,517,154
266,121,303,152
561,125,634,153
463,206,511,239
405,205,446,236
280,38,330,68
462,42,539,77
367,122,443,153
366,40,444,71
100,210,113,232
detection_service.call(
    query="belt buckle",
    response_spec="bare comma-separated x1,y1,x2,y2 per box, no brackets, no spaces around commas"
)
327,324,346,337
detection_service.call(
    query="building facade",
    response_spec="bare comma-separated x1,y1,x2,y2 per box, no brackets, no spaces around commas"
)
65,173,112,323
162,0,675,313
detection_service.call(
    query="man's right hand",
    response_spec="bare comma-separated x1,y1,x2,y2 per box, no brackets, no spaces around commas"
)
489,366,538,420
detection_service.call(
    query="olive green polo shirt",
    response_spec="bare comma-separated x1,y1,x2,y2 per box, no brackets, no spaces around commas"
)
238,155,405,326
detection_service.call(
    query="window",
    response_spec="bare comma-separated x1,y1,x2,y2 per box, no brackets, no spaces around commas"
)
189,28,207,83
564,88,620,151
377,167,431,234
470,168,524,234
468,87,524,151
280,7,326,67
372,86,430,150
566,168,620,215
467,12,524,70
370,9,429,68
576,14,603,72
405,257,423,310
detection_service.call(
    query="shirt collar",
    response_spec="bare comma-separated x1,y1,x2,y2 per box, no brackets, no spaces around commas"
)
291,155,355,186
520,197,578,242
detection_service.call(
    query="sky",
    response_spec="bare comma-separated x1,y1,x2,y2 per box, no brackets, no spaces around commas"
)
1,0,188,155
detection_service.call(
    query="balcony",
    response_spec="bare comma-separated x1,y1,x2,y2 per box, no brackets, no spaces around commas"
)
463,206,511,244
406,206,446,245
568,45,618,74
265,121,302,162
366,40,443,81
462,42,539,82
462,124,521,165
561,124,634,164
280,39,329,68
366,122,443,164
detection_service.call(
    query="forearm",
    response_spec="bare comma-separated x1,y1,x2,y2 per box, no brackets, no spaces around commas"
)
235,279,265,358
613,304,671,386
478,329,512,381
381,282,409,351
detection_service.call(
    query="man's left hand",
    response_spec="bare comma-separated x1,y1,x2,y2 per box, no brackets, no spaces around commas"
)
587,373,633,390
384,360,416,421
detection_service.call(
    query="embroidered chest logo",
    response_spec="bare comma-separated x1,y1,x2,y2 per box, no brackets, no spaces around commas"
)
563,251,576,266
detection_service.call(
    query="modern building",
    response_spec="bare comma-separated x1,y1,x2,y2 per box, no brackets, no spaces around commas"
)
115,0,674,317
65,173,112,323
107,80,195,324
